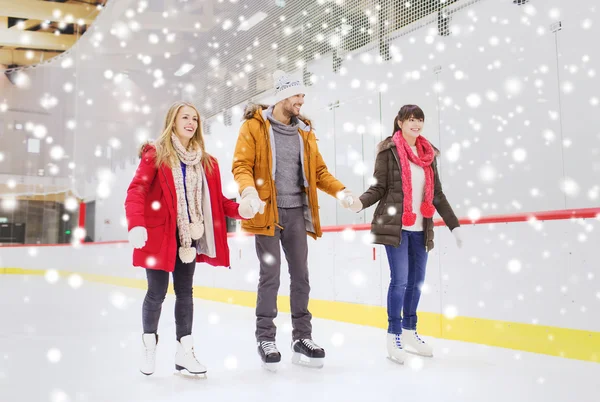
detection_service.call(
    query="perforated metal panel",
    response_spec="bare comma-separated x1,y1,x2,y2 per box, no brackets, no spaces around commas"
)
189,0,478,118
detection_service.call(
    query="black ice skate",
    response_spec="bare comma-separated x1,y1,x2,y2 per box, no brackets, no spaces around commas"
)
291,339,325,369
257,341,281,372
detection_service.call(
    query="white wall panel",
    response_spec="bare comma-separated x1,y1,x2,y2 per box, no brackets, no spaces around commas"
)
552,0,600,209
437,0,565,217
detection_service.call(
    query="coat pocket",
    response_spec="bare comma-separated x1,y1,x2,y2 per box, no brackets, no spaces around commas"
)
142,214,166,254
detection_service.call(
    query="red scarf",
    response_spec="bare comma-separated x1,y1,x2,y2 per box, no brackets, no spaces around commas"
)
392,130,436,226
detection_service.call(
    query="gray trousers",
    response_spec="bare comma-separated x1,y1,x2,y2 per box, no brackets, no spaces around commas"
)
255,207,312,342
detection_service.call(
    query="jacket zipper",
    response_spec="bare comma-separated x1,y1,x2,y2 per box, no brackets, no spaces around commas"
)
262,118,280,230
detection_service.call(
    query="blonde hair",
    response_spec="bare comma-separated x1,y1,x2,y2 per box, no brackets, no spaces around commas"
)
154,101,214,174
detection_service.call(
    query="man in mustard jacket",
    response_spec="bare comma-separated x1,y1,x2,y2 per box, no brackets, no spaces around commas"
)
232,70,354,370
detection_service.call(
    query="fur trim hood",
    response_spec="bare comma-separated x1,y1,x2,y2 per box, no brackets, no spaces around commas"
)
138,140,155,158
242,102,313,130
243,103,270,120
376,136,440,156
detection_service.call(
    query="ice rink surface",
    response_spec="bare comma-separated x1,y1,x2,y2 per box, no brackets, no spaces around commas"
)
1,275,598,402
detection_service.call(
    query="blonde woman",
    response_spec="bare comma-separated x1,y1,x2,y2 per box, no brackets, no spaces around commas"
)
125,101,257,376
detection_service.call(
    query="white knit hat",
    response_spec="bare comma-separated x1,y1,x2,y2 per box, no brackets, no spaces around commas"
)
273,70,306,104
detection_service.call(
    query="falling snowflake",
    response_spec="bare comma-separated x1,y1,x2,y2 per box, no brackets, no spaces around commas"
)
467,208,481,222
409,356,424,371
507,259,522,274
262,253,276,266
45,270,60,284
208,313,220,325
331,332,345,347
466,93,482,108
560,178,580,197
443,305,458,320
341,228,356,242
350,270,366,287
47,348,62,363
478,165,496,182
68,274,83,289
224,356,238,370
50,389,70,402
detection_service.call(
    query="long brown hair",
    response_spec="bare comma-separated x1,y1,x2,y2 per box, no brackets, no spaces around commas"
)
392,104,425,136
154,101,214,174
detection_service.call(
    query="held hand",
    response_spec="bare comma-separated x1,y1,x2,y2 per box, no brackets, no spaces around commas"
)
241,187,265,215
238,197,257,219
249,197,265,214
128,226,147,249
337,189,354,208
349,197,363,213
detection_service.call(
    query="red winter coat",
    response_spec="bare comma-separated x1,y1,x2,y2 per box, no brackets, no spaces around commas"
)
124,144,243,272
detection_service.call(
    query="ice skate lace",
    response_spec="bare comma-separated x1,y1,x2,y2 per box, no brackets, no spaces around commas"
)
189,347,200,363
145,347,156,363
394,334,402,348
413,332,425,344
261,341,278,355
300,339,321,350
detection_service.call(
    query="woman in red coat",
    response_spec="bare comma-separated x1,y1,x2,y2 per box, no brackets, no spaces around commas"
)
124,101,257,377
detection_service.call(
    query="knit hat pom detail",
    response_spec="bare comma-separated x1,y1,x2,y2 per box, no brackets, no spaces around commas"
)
190,221,204,240
402,212,417,226
420,202,436,218
179,246,196,263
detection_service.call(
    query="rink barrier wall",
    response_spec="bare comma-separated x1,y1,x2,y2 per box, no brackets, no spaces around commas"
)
1,207,600,363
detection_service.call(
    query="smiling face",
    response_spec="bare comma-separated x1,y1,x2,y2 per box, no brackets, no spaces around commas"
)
399,115,424,138
173,105,199,145
280,93,305,118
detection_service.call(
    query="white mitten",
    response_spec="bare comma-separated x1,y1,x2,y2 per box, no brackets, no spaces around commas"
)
241,187,265,214
336,189,355,209
238,197,257,219
349,197,363,213
128,226,147,249
452,226,463,249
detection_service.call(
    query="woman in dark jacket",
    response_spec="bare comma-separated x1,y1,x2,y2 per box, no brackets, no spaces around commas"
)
348,105,463,364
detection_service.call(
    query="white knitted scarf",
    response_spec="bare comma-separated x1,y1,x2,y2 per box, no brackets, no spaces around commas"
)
171,133,204,263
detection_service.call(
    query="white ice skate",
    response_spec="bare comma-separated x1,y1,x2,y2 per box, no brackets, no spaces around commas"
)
401,330,433,357
175,335,207,377
386,333,407,365
140,333,158,375
291,339,325,369
257,341,281,372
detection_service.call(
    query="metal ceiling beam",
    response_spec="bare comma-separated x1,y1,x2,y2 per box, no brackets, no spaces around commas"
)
0,28,77,51
10,19,43,31
0,0,99,25
0,48,61,66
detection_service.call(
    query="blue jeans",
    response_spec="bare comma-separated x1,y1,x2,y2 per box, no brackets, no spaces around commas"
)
384,230,429,334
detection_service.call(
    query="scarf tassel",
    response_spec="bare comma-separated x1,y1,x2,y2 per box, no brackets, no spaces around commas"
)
190,221,204,240
179,247,197,264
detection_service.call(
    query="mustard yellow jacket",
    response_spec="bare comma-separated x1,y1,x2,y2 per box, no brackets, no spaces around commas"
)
232,104,345,239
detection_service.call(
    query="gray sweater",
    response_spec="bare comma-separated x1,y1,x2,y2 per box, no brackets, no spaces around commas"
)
266,111,304,208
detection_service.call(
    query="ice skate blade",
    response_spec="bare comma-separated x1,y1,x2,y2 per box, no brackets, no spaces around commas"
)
175,364,207,378
291,352,324,369
386,355,405,365
261,361,279,372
